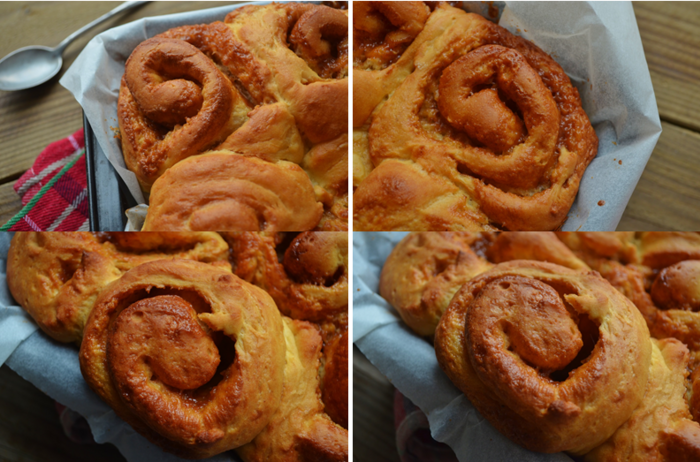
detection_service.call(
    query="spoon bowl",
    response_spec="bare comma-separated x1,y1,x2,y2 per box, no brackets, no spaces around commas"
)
0,1,147,92
0,46,63,91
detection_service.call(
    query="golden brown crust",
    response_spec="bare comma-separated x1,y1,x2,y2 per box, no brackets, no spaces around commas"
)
640,232,700,269
353,5,598,230
226,232,348,323
236,318,348,462
353,160,496,231
216,103,306,164
352,1,433,126
321,329,349,429
584,338,700,462
557,232,641,264
486,232,589,270
224,3,348,144
225,231,349,431
434,260,652,455
379,232,700,458
118,35,247,193
142,151,323,232
379,232,491,337
659,419,700,461
303,135,349,232
118,4,348,230
79,259,287,459
6,232,229,343
557,233,700,353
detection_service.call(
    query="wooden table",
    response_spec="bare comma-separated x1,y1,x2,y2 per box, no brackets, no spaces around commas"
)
354,5,700,461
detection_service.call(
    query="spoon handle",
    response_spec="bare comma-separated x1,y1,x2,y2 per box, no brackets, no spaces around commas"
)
55,1,149,54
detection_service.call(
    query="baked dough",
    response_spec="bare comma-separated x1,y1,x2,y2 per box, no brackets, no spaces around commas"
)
142,151,323,232
379,232,491,337
353,3,598,230
6,232,229,342
225,231,349,429
236,318,348,462
227,232,348,322
118,3,348,230
585,338,700,462
434,260,651,455
79,259,287,459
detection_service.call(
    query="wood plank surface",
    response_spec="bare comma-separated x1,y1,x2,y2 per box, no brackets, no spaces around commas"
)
616,2,700,230
633,2,700,132
0,183,23,225
618,122,700,230
0,364,125,462
354,347,401,462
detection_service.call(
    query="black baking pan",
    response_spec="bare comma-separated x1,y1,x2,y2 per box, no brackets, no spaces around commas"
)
84,112,138,231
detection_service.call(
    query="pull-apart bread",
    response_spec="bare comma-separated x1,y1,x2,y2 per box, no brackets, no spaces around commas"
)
8,232,348,461
380,232,700,460
118,3,348,231
353,2,598,231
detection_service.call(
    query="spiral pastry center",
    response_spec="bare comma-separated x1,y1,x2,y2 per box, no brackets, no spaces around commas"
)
439,45,557,154
108,295,220,392
126,40,229,128
355,1,428,41
651,260,700,312
282,232,346,286
290,6,348,79
468,276,582,373
354,1,429,69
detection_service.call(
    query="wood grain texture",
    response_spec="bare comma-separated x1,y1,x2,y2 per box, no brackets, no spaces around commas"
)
632,2,700,132
618,122,700,230
0,365,125,462
0,182,23,225
615,2,700,230
354,346,401,462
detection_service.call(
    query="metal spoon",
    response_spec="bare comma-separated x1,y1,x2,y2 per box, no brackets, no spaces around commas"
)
0,1,148,91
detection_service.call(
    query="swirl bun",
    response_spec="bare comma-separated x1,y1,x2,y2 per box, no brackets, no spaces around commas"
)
353,1,432,127
379,232,491,337
228,232,348,323
79,259,287,459
289,6,349,79
118,4,349,230
6,232,229,342
353,4,598,230
434,260,652,455
584,338,700,462
224,3,348,144
118,37,246,193
142,151,323,232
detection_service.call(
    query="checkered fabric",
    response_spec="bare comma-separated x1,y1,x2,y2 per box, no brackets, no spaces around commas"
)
2,129,89,231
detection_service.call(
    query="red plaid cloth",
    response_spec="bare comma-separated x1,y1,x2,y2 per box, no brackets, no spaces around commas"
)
3,129,89,231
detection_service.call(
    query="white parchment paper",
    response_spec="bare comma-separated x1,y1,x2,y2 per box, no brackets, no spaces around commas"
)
353,232,575,462
494,2,661,231
0,232,241,462
59,2,259,207
60,1,659,231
